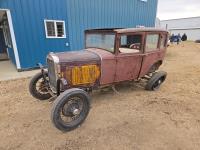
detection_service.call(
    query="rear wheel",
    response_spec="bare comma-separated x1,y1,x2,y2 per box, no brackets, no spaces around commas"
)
51,88,90,132
29,71,52,100
145,71,167,91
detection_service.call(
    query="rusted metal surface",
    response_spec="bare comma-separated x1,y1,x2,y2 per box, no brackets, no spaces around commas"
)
138,50,166,78
114,28,168,34
55,50,101,89
71,65,100,85
138,31,168,77
47,28,168,91
115,53,143,82
85,28,168,34
60,63,101,90
87,48,116,85
56,50,100,64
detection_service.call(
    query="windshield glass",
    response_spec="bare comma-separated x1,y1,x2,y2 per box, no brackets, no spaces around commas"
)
86,33,115,53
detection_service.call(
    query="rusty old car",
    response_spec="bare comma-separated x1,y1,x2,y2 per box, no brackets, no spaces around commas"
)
29,28,168,132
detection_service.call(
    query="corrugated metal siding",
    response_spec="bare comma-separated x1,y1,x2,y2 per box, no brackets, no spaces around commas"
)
0,0,70,69
161,17,200,30
0,1,16,64
66,0,158,50
160,17,200,40
8,47,16,65
0,0,157,69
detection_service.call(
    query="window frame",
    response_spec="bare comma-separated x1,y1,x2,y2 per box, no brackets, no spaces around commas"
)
2,21,12,48
44,19,66,39
160,33,167,49
85,31,117,54
117,32,144,54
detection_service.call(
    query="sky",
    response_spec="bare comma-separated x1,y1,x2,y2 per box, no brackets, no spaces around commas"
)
157,0,200,20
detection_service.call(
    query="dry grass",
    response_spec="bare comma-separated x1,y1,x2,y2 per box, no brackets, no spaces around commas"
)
0,42,200,150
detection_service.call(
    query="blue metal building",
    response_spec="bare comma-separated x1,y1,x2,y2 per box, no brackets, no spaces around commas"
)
0,0,158,70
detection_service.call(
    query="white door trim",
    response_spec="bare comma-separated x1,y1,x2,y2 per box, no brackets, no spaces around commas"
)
0,9,21,69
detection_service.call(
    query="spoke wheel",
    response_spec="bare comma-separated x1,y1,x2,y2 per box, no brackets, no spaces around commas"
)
60,97,83,124
51,88,90,132
29,71,52,100
35,77,49,94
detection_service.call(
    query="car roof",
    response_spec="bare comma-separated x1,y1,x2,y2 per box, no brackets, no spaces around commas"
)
85,28,168,34
114,28,168,33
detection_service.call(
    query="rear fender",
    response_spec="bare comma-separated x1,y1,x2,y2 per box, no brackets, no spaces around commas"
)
148,60,163,73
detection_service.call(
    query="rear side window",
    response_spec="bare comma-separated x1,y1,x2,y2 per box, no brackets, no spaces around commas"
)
146,34,159,52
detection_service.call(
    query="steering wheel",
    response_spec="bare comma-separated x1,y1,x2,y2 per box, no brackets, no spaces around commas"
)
129,44,137,49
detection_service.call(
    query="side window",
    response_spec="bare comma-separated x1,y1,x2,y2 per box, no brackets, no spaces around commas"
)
119,34,142,53
44,20,66,38
146,34,159,52
160,34,167,49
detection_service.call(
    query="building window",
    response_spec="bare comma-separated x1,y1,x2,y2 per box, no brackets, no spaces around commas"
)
44,20,66,38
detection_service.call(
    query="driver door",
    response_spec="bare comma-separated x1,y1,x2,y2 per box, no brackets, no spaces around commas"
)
115,33,144,82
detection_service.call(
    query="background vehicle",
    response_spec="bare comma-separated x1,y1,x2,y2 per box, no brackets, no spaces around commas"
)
29,28,168,132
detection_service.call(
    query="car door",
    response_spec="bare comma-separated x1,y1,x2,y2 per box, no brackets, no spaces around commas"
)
139,32,167,77
115,33,144,82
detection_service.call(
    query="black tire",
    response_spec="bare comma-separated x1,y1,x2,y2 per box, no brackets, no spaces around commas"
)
51,88,91,132
145,71,167,91
29,71,52,100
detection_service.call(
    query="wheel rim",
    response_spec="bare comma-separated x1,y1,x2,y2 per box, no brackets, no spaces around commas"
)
35,77,49,94
152,78,163,90
59,95,85,126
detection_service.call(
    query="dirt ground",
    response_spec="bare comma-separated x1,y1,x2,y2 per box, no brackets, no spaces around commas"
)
1,42,200,150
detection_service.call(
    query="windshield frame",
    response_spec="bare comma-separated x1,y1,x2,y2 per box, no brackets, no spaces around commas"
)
85,31,117,54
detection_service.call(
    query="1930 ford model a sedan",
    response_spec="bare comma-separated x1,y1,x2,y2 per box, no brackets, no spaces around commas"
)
29,28,168,132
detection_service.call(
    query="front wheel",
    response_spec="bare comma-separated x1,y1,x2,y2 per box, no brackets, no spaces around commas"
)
145,71,167,91
29,71,52,100
51,88,91,132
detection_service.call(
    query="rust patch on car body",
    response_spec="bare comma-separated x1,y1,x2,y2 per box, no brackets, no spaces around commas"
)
71,65,100,85
55,50,101,89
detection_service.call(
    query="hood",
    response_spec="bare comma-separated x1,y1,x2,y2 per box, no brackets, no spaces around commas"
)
49,49,101,64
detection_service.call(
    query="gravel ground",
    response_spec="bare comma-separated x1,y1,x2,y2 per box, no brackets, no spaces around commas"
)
0,42,200,150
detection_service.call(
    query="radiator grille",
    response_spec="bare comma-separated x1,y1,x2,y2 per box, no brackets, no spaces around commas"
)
47,58,57,90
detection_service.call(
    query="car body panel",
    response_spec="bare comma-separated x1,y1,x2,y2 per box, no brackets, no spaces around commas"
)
115,53,143,82
139,50,166,78
55,50,100,64
87,48,116,85
46,28,168,91
139,31,168,77
50,50,101,90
